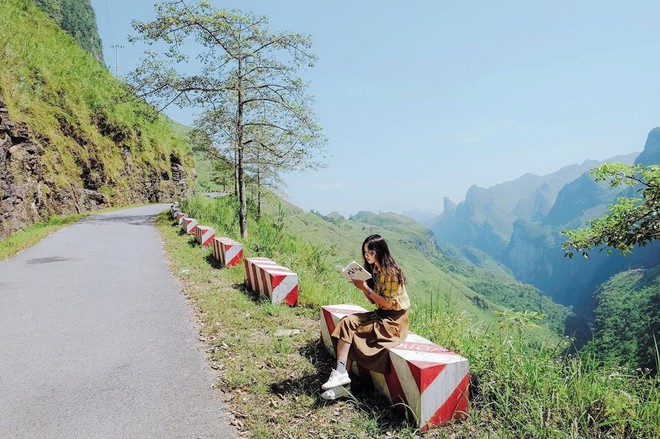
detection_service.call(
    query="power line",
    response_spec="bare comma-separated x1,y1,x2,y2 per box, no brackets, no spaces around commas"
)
102,0,116,45
110,44,124,76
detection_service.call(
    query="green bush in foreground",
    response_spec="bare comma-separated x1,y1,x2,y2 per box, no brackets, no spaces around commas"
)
179,195,660,438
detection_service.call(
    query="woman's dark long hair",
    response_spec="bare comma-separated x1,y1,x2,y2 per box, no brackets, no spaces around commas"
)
362,234,406,288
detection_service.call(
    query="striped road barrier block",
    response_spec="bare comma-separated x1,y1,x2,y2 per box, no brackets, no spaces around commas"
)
182,217,198,235
243,257,298,306
243,257,274,291
260,265,299,306
211,237,226,264
243,258,279,294
176,212,185,225
211,237,244,267
171,208,182,220
194,226,215,247
221,238,243,266
250,259,284,295
320,304,469,430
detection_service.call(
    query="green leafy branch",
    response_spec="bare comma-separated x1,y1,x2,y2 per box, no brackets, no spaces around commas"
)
562,163,660,258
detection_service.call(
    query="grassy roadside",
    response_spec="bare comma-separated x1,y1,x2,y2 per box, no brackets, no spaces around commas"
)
154,211,471,438
162,196,660,438
0,213,89,262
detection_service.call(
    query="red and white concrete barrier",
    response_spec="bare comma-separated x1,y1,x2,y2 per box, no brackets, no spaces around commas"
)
176,212,185,225
243,257,274,291
181,217,198,235
194,226,215,247
320,304,469,430
261,265,298,306
251,259,284,295
211,237,244,267
244,257,298,306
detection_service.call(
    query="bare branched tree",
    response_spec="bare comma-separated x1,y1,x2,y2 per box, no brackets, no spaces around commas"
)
129,0,326,237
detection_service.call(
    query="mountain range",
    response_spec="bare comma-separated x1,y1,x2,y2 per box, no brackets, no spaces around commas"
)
428,131,660,347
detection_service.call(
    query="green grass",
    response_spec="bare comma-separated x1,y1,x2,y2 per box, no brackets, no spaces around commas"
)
160,195,660,438
157,211,421,438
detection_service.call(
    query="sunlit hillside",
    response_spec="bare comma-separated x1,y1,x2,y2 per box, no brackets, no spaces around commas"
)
0,0,194,237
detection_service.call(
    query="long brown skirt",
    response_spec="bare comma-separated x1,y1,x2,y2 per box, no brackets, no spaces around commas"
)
331,308,409,374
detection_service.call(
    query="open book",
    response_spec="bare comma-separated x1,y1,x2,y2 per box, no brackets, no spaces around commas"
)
336,261,372,282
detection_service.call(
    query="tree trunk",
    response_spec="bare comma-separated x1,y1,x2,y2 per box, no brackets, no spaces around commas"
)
237,60,247,238
234,147,239,197
238,142,247,238
256,162,261,222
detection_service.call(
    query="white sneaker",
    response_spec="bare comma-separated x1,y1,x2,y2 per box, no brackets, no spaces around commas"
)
321,368,351,390
321,385,351,400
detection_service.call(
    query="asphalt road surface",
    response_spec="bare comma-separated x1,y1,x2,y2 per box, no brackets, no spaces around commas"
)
0,205,236,438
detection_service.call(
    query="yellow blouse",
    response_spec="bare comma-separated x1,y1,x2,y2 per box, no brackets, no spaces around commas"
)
373,268,411,311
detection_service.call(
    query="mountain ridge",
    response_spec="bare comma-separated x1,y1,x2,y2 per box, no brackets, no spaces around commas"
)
427,130,658,350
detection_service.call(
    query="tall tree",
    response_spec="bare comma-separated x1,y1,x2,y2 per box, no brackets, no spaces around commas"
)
128,0,325,238
562,163,660,257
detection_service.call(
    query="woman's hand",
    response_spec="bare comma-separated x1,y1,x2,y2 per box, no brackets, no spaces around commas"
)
351,279,367,291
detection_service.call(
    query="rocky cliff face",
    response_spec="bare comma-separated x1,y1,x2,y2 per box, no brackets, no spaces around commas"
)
636,127,660,165
0,99,46,234
0,96,192,238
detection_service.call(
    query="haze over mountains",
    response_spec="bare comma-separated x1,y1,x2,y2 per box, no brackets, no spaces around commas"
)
425,130,660,345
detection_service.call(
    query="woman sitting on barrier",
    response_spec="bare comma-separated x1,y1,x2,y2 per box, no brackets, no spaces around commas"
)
321,234,411,400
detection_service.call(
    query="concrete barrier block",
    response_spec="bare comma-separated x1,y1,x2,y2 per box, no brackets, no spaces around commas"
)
211,237,223,263
251,259,284,295
194,226,215,247
182,217,198,235
320,304,469,430
221,240,243,266
243,257,273,290
261,266,298,306
211,237,244,267
243,257,298,306
176,212,185,225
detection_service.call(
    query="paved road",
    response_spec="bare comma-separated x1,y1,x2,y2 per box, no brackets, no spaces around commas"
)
0,205,236,439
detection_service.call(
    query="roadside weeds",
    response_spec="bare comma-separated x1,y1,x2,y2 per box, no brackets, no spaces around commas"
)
155,213,434,438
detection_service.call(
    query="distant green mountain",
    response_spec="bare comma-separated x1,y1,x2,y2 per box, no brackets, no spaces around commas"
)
34,0,104,62
588,267,660,372
287,208,572,337
432,159,607,251
430,129,659,354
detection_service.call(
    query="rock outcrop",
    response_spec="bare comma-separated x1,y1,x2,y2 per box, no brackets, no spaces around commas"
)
0,96,192,239
0,98,47,236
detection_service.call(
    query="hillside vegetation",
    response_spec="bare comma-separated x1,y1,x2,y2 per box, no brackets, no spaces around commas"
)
34,0,104,61
166,193,660,437
431,134,659,359
587,267,660,372
0,0,194,237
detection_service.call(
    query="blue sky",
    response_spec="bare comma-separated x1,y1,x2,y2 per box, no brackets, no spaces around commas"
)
91,0,660,216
